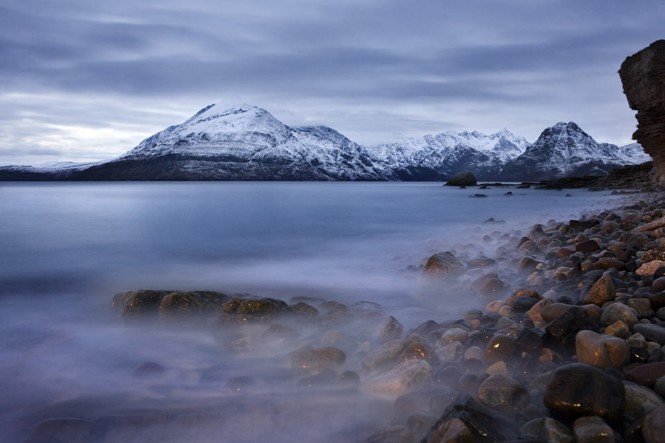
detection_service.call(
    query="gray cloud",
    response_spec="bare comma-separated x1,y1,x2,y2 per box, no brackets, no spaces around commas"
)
0,0,663,164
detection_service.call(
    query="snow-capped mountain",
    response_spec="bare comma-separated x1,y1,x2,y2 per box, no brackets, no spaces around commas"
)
0,103,651,181
369,129,530,178
498,122,650,180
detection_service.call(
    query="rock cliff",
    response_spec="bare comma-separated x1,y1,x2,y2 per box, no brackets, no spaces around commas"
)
620,40,665,186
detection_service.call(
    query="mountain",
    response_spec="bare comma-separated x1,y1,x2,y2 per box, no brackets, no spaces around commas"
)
0,103,651,181
498,122,650,180
369,129,530,178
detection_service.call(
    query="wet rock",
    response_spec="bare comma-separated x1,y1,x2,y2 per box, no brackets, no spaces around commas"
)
439,327,468,345
476,374,529,411
400,336,438,365
520,417,573,443
634,323,665,345
131,361,166,377
362,340,406,370
113,289,172,316
362,359,432,397
653,277,665,292
512,296,538,313
544,306,590,345
379,316,404,342
290,346,346,374
220,297,289,323
575,330,629,368
158,291,227,318
526,298,553,325
643,405,665,443
446,172,477,187
470,273,507,297
437,341,463,363
423,417,474,443
423,395,520,442
485,334,517,363
424,252,464,278
576,239,601,254
582,275,616,306
519,256,543,273
262,323,297,340
595,257,626,270
628,297,654,318
625,362,665,387
573,416,615,443
604,320,631,338
623,381,664,421
290,302,319,319
544,363,625,421
600,303,639,328
637,260,665,277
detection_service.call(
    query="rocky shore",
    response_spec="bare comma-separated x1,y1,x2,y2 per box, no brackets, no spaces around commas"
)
25,191,665,443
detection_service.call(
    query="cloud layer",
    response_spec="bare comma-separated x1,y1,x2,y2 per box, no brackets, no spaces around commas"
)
1,0,663,164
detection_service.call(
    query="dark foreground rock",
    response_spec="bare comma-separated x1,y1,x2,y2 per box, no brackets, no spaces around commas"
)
445,172,477,187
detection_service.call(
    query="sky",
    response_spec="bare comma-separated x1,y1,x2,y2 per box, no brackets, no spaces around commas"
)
0,0,664,165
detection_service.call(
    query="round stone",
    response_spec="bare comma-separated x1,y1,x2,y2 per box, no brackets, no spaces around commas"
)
477,374,529,411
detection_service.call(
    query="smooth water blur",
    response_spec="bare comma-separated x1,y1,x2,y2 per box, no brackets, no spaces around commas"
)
0,182,625,442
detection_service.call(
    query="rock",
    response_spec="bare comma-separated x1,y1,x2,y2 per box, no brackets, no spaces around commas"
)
113,289,172,316
544,306,590,342
158,291,226,318
623,381,664,421
604,320,631,338
485,334,517,363
423,417,474,443
643,405,665,443
400,336,438,365
423,252,464,278
437,341,463,363
582,275,616,305
519,256,543,272
362,340,406,370
653,277,665,292
634,323,665,345
576,239,601,254
290,346,346,374
132,361,166,377
625,362,665,387
512,296,537,313
627,297,654,318
573,416,615,443
446,172,477,187
544,363,625,420
362,359,432,397
526,298,553,325
619,40,665,186
440,327,468,345
423,395,519,442
637,260,665,277
470,273,507,297
476,374,529,411
600,303,639,328
290,302,319,319
575,330,629,368
379,316,404,341
520,417,573,443
220,297,289,323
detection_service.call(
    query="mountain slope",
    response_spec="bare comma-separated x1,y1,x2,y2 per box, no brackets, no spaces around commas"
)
0,104,651,181
498,122,649,180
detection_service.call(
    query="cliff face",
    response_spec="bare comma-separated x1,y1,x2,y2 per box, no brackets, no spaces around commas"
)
619,40,665,187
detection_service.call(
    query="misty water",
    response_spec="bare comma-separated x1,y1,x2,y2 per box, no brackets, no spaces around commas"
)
0,182,626,442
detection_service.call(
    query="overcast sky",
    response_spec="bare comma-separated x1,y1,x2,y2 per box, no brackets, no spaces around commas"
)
1,0,663,164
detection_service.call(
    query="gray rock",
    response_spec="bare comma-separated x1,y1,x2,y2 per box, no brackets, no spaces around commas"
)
573,416,615,443
476,374,530,411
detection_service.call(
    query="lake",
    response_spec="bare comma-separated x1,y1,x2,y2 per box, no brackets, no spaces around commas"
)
0,182,624,442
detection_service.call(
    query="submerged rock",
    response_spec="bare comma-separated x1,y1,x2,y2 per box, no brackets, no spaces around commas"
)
362,359,432,397
544,363,625,421
423,252,464,278
220,297,289,323
290,346,346,374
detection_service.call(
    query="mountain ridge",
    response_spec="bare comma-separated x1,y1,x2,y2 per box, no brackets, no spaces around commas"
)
0,102,650,181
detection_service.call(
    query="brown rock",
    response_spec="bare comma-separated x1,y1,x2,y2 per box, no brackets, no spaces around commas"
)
619,40,665,187
573,416,615,443
637,260,665,277
576,239,601,254
575,330,629,368
625,362,665,387
424,252,464,277
582,275,616,306
643,405,665,443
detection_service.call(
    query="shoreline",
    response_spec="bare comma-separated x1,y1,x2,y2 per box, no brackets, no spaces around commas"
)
22,189,665,442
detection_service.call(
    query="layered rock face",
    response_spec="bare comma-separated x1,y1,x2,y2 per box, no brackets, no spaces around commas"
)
620,40,665,187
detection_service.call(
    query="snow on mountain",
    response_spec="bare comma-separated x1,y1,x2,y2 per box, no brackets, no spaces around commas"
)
499,122,651,180
0,103,652,181
369,128,530,177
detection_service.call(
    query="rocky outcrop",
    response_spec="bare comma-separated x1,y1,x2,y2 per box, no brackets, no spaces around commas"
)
620,40,665,187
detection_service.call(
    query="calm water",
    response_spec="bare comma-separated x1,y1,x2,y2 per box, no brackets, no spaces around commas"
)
0,182,624,442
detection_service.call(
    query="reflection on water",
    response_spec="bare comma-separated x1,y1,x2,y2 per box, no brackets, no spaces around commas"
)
0,183,622,441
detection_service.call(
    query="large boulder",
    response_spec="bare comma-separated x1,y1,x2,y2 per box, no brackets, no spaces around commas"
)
445,172,477,187
619,40,665,187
